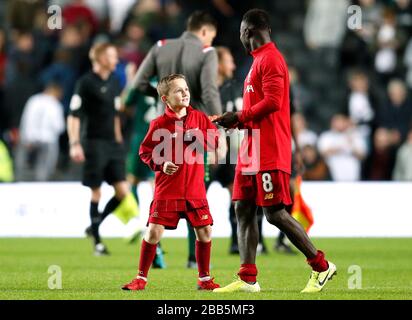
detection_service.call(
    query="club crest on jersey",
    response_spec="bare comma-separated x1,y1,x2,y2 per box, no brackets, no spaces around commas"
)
245,85,254,93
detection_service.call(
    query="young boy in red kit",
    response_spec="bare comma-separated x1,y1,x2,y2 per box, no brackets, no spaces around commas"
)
122,74,220,291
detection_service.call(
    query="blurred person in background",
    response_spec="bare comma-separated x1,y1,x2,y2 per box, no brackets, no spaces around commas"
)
67,42,138,256
304,0,349,68
4,31,39,144
62,0,98,35
340,0,382,70
0,28,8,140
374,9,401,85
392,125,412,181
6,0,44,32
366,79,412,180
301,144,331,181
318,114,367,181
345,69,378,150
129,10,222,269
292,112,318,148
15,82,65,181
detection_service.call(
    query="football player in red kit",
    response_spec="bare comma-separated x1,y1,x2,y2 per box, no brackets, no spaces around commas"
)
213,9,336,293
122,74,220,291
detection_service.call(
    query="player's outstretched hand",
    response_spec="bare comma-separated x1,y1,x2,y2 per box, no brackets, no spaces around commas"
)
163,161,179,175
212,112,239,129
70,144,85,163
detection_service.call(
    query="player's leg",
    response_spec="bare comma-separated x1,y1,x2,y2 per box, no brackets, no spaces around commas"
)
276,176,296,253
226,183,239,254
98,180,128,225
87,187,110,256
122,223,165,291
264,205,317,258
263,205,336,292
214,199,261,293
193,225,220,290
214,172,261,293
260,171,336,292
256,207,268,254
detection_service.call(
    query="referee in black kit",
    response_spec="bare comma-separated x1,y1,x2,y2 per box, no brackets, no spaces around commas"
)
67,42,138,256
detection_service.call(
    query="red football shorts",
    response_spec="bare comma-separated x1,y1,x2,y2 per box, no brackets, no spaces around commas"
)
148,200,213,229
232,170,292,207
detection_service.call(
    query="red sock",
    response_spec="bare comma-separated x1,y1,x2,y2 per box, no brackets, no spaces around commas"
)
238,264,258,283
195,240,211,278
307,250,329,272
138,240,157,278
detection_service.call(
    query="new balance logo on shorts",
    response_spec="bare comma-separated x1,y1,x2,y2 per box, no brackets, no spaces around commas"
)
264,193,274,200
201,215,209,220
151,212,159,218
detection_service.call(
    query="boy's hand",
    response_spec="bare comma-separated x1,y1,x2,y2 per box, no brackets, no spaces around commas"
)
163,161,179,175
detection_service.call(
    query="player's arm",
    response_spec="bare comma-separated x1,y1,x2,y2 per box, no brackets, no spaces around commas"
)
200,49,223,116
67,81,85,163
67,115,84,163
130,46,158,98
238,56,284,123
114,115,123,144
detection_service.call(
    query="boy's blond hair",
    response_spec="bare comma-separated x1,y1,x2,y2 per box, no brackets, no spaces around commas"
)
157,74,186,97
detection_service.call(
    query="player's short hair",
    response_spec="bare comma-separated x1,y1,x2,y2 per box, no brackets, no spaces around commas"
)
242,9,271,31
216,46,231,62
186,11,217,32
89,42,115,62
157,74,186,97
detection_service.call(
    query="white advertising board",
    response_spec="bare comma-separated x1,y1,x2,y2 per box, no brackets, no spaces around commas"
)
0,181,411,237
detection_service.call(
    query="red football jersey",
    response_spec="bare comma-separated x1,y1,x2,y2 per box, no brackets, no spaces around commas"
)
237,42,291,174
139,106,218,203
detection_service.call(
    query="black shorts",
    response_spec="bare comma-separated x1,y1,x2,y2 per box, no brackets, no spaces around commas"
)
82,139,126,188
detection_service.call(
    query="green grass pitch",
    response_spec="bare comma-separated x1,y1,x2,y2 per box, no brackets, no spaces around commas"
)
0,237,411,300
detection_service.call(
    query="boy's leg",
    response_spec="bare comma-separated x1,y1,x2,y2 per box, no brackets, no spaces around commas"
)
122,223,164,291
194,225,220,290
193,225,212,278
187,224,197,268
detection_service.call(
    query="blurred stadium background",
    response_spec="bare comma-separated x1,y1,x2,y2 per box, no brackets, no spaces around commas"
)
0,0,412,300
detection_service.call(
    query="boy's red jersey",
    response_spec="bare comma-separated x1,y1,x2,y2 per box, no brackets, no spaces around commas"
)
139,106,218,204
237,42,292,174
